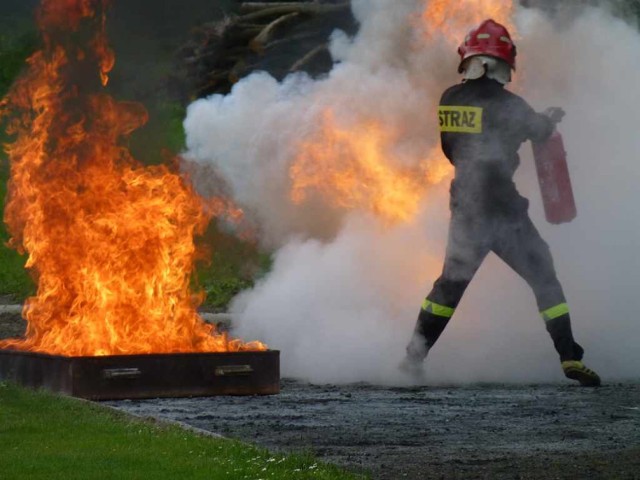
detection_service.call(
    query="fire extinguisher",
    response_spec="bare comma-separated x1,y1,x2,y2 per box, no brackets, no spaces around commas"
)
531,130,577,224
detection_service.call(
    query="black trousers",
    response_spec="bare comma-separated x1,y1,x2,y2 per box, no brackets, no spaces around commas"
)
412,205,583,362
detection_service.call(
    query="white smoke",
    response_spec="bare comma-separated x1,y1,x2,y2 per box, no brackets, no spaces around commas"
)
184,1,640,384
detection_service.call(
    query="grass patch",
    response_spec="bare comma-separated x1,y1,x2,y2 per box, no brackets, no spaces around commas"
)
0,163,34,300
0,382,367,480
196,225,271,311
0,24,37,301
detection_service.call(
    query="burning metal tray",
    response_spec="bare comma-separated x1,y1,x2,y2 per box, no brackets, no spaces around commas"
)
0,349,279,400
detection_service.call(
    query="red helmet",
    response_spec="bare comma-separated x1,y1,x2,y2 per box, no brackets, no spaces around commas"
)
457,19,516,72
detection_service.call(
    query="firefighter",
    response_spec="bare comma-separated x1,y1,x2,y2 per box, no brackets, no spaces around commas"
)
401,19,600,386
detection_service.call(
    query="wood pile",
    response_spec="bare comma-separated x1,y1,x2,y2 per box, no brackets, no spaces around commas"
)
175,0,595,101
178,0,356,99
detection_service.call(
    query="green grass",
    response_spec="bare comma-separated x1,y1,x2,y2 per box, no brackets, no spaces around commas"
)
0,27,37,301
195,225,271,311
0,382,367,480
0,163,33,301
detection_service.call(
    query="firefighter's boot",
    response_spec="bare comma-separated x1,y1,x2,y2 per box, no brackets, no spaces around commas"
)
542,306,601,386
399,302,453,379
562,361,601,387
399,334,429,379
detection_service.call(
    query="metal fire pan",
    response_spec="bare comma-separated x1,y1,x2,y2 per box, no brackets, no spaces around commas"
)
0,349,279,400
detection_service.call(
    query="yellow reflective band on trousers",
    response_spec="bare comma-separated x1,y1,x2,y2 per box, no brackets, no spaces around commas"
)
421,299,455,318
540,303,570,322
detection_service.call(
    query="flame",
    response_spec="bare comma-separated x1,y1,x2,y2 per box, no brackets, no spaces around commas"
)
0,0,265,356
289,1,517,223
421,0,516,43
290,110,451,224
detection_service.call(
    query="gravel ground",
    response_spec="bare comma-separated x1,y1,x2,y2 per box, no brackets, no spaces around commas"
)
0,307,25,339
2,311,639,479
103,380,640,479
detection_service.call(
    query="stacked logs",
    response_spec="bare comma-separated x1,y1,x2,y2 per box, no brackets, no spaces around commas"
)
178,0,356,99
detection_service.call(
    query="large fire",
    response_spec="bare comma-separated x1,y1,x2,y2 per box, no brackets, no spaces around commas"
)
290,111,450,223
0,0,265,356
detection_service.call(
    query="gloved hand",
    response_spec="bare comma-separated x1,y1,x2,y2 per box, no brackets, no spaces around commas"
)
544,107,565,125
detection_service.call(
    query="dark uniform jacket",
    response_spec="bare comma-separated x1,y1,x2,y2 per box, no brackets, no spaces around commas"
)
438,76,555,218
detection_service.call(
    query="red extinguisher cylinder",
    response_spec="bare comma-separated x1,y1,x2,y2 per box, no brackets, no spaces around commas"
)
532,131,577,224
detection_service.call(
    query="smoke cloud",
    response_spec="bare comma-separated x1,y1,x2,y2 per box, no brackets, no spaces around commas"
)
184,0,640,384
